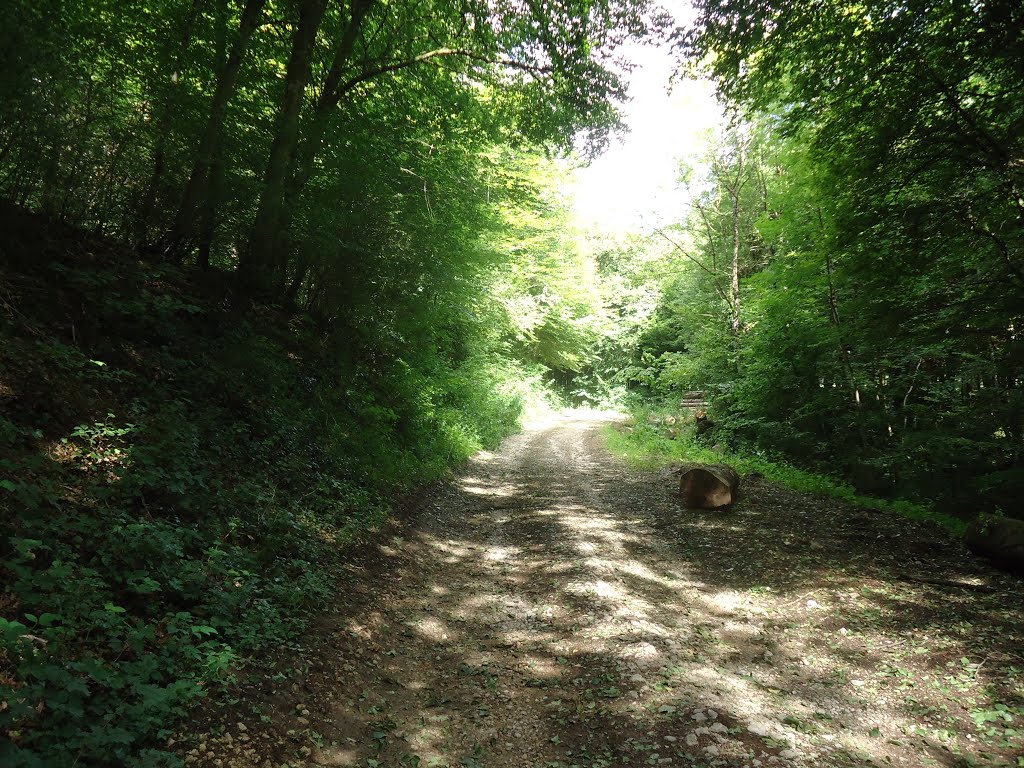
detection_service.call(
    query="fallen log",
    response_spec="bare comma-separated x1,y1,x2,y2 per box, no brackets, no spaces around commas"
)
679,464,740,509
966,515,1024,575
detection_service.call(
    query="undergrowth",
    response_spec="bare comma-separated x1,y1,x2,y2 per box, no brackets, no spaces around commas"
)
0,206,536,766
605,407,967,537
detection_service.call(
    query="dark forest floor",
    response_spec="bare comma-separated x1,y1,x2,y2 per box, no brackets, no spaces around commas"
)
177,413,1024,768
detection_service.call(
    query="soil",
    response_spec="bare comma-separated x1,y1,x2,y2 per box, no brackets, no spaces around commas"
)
175,412,1024,768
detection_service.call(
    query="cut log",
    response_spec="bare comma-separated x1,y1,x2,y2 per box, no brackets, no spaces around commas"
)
680,391,705,408
679,464,740,509
695,411,714,436
966,515,1024,575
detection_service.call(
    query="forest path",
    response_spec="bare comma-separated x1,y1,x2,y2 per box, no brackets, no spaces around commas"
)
184,413,1024,768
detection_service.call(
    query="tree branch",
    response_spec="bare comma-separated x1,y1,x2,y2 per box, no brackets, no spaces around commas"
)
650,227,734,311
326,48,551,108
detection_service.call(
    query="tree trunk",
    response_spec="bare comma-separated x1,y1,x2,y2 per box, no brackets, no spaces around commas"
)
679,464,740,509
135,0,205,246
166,0,266,258
822,222,867,448
729,186,741,337
195,146,224,270
242,0,328,293
256,0,375,292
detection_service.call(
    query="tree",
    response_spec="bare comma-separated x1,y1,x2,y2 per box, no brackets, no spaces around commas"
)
670,0,1024,508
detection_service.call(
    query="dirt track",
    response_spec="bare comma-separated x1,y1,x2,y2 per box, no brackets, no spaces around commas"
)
181,413,1024,768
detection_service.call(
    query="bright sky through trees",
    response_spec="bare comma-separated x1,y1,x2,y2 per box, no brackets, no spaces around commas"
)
569,1,722,234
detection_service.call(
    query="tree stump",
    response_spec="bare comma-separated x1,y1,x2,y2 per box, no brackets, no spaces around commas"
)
679,464,740,509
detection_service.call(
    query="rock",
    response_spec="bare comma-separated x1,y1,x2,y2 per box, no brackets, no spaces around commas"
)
747,721,770,737
659,463,684,481
966,515,1024,574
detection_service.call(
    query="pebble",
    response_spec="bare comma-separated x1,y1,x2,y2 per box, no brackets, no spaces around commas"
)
780,749,798,759
686,733,699,746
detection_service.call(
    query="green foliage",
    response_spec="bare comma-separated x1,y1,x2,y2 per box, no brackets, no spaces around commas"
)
605,408,967,535
669,1,1024,516
0,209,539,763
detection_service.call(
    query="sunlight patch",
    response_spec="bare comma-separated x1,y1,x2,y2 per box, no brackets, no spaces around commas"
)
414,617,455,643
486,545,518,561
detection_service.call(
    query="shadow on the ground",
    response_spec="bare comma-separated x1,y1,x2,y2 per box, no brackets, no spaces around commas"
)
196,420,1024,768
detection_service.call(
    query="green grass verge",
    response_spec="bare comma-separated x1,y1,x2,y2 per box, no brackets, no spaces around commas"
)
604,417,967,537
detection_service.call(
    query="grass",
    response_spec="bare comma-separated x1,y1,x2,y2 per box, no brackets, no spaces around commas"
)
603,413,968,537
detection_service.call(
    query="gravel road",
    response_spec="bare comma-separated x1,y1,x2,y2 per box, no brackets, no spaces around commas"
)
181,412,1024,768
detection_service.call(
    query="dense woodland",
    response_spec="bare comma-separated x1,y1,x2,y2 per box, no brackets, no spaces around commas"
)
626,0,1024,516
0,0,1022,765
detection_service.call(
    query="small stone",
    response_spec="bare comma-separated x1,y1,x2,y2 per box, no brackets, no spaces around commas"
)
664,735,677,742
296,717,310,727
692,711,707,722
686,733,699,746
704,745,719,756
237,723,247,732
748,721,769,736
780,749,798,759
706,708,718,719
